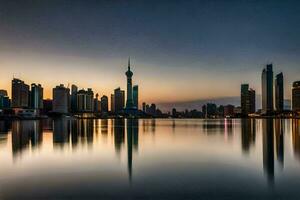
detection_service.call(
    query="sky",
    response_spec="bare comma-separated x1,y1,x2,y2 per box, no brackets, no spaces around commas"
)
1,0,300,107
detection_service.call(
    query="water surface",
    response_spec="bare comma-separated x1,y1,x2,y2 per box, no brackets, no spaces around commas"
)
0,118,300,199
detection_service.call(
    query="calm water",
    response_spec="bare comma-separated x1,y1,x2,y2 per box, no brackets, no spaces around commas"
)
0,118,300,199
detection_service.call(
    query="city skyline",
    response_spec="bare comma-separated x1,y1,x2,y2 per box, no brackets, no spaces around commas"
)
1,0,300,104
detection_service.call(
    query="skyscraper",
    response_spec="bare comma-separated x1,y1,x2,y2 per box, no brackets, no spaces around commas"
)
275,72,284,112
52,84,70,114
262,64,274,114
241,84,256,116
125,58,134,109
133,85,138,109
71,84,78,113
114,87,125,113
30,83,43,110
101,95,108,113
12,78,30,108
77,88,94,112
292,81,300,113
111,94,115,113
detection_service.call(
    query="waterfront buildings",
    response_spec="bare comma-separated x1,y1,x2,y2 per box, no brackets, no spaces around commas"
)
52,84,70,114
101,95,108,113
241,84,256,116
71,84,78,113
111,94,115,113
275,72,284,112
77,88,94,112
114,87,125,113
12,78,30,108
30,83,43,110
292,81,300,113
261,64,274,114
133,85,138,109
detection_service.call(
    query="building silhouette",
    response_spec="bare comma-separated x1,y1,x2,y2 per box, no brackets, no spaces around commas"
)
77,88,94,112
94,93,100,112
100,95,108,113
111,94,115,113
12,78,30,108
30,83,43,110
292,81,300,113
133,85,138,109
241,84,256,116
0,90,10,109
114,87,125,113
52,84,70,114
275,72,284,112
71,84,78,113
262,64,274,114
125,58,134,109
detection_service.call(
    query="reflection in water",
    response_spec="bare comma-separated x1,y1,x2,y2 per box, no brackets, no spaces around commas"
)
53,118,70,147
292,119,300,161
275,119,284,169
12,120,42,157
101,119,108,135
113,119,125,154
241,119,256,154
4,119,300,199
127,119,139,182
262,119,274,185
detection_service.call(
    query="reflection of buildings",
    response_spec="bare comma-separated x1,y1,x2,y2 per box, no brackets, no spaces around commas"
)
70,119,94,147
113,119,125,153
101,119,108,134
292,119,300,161
275,119,284,169
262,119,274,185
126,119,139,182
53,118,70,147
241,119,256,153
12,120,43,157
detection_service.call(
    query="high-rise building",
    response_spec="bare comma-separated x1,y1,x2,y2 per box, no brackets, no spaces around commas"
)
94,93,100,112
114,87,125,113
0,90,10,109
71,84,78,113
262,64,274,114
133,85,138,109
52,84,70,114
275,72,284,112
77,88,94,112
101,95,108,113
111,94,115,113
12,78,30,108
0,90,8,96
30,83,43,109
142,102,146,112
292,81,300,113
125,58,134,109
241,84,256,116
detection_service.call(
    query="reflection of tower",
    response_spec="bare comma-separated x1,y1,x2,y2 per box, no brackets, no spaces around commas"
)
127,119,139,182
114,119,125,154
275,119,284,169
262,119,274,185
241,119,256,153
125,58,134,109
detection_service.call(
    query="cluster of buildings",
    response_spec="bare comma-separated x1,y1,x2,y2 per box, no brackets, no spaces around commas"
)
1,62,300,119
240,63,300,117
0,59,147,118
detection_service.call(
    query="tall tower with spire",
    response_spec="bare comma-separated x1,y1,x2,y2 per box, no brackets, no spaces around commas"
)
126,57,134,109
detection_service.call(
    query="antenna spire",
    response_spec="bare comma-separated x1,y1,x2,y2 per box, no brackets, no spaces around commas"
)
128,57,130,70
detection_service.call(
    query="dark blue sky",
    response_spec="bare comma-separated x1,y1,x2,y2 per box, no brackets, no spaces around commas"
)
1,0,300,104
